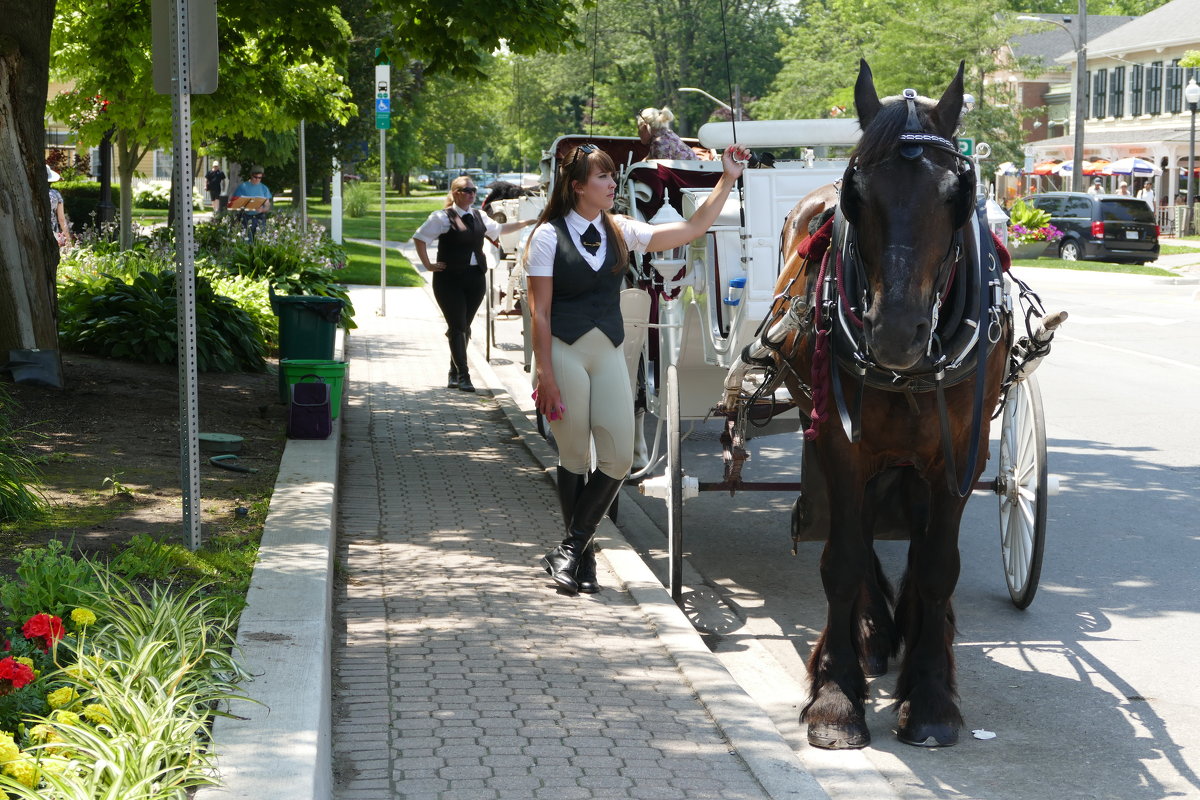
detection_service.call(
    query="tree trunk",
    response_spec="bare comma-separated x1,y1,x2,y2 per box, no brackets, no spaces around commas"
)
116,130,151,250
0,0,63,383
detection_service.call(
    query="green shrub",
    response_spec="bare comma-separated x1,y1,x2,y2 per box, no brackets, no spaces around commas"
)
58,270,268,372
0,540,101,621
0,386,46,523
344,180,370,217
56,180,121,230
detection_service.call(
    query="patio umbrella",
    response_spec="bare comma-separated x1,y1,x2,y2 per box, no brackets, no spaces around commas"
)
996,161,1019,176
1103,157,1160,176
1031,160,1062,175
1056,160,1108,176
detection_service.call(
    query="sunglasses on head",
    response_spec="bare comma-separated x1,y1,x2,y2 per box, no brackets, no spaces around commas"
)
456,186,477,194
565,143,598,168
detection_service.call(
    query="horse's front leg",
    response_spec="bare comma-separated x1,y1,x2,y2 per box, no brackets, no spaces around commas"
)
803,463,872,749
893,489,967,747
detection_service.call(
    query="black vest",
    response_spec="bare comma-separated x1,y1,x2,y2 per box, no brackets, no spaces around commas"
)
436,209,486,273
549,217,625,346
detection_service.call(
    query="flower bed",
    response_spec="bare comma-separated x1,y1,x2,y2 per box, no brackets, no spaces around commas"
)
0,544,247,799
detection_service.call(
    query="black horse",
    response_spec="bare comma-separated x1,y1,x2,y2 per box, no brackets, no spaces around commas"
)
769,60,1010,749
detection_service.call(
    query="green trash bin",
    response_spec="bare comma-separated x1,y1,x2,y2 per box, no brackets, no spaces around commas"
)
272,293,343,401
281,359,348,419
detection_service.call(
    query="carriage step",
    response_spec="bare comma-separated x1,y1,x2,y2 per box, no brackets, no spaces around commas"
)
639,474,699,501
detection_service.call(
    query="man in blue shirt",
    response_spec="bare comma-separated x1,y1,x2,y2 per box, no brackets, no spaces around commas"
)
231,165,273,241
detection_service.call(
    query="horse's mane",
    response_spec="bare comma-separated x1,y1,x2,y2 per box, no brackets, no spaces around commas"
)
852,95,936,169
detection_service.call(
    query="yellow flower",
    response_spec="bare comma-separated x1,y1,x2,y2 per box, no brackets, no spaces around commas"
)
46,686,78,710
0,732,18,764
82,704,113,725
65,654,105,680
12,658,32,669
51,710,81,727
70,608,97,627
2,756,38,788
28,723,59,744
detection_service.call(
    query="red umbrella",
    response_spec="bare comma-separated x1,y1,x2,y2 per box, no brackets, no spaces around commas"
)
1031,160,1062,175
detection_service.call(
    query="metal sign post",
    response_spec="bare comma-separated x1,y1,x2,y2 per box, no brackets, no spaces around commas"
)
299,120,308,230
376,59,390,316
152,0,216,551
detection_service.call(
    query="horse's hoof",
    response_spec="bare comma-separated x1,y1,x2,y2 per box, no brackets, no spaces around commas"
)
807,720,871,750
861,654,889,678
897,722,959,748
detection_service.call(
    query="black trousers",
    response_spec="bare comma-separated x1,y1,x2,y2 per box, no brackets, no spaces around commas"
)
432,266,486,372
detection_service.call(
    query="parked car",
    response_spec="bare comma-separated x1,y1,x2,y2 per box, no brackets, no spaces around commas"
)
1017,191,1160,265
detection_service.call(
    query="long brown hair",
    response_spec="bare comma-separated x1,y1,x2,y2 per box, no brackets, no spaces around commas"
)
524,145,628,273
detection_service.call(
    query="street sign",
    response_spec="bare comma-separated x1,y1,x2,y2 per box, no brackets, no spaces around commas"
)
375,63,390,131
957,137,975,157
151,0,218,95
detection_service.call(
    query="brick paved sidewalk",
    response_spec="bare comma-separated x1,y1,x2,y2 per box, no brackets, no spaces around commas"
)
331,286,775,800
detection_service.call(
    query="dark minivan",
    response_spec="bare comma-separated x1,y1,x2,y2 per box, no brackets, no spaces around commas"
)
1018,191,1160,265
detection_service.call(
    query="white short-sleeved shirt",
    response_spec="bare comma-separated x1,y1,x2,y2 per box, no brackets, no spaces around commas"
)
411,206,503,266
525,210,655,277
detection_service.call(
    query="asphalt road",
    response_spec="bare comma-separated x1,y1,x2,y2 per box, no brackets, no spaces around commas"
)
472,252,1200,799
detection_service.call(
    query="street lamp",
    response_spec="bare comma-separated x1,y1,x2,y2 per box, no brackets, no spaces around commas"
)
679,86,741,120
1185,77,1199,236
1019,6,1088,192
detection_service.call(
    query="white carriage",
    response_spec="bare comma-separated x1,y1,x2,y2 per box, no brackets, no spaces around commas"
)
491,121,1058,610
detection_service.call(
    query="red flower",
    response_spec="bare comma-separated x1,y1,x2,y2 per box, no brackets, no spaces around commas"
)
0,657,35,695
22,614,65,652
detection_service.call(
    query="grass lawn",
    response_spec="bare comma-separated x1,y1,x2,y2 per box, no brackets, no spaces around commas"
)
1011,257,1175,276
277,184,441,285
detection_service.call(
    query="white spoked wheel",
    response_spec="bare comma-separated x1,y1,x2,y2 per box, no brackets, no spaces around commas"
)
997,373,1048,609
665,365,684,604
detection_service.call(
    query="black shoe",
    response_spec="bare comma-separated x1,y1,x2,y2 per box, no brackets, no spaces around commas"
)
447,370,460,389
458,373,475,392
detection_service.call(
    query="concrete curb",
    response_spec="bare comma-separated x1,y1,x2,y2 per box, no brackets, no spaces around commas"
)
195,337,344,800
463,312,831,800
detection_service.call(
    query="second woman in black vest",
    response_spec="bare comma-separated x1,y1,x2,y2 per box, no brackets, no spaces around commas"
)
413,175,533,391
527,141,748,594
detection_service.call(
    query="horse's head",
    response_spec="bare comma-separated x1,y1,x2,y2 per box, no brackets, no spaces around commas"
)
840,60,976,371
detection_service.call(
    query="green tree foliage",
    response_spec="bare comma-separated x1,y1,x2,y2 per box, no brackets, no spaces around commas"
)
754,0,1034,164
377,0,582,78
48,0,355,246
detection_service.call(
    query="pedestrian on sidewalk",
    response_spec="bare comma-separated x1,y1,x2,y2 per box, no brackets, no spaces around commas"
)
527,141,748,594
205,161,226,213
412,175,534,392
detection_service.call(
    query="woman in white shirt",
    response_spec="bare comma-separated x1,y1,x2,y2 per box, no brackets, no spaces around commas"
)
527,141,748,594
412,175,532,391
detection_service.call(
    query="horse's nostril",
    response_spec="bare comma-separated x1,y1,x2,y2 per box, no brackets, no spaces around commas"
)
912,321,930,348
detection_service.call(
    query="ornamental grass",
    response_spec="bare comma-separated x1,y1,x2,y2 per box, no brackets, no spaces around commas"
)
0,555,250,799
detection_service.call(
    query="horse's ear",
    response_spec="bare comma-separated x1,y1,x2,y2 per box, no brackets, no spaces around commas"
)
930,61,966,139
854,59,882,131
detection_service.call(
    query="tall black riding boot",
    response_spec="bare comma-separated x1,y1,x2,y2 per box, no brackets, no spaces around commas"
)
449,333,475,392
447,361,460,389
556,469,600,593
540,472,623,593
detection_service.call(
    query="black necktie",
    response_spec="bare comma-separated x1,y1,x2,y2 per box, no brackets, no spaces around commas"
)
580,223,601,255
462,212,476,230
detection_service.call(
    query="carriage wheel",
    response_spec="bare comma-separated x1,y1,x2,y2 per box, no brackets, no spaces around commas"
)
997,373,1048,609
665,365,684,604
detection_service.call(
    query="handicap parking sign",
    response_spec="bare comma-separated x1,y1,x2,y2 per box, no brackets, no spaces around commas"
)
375,98,390,113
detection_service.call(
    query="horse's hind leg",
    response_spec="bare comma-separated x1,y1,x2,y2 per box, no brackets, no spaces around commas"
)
893,491,966,747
